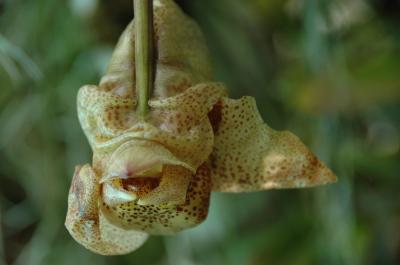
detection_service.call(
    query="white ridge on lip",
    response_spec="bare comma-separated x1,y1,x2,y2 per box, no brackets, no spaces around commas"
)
102,182,137,206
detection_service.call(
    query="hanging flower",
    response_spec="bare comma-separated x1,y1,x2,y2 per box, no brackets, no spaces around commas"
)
65,0,337,255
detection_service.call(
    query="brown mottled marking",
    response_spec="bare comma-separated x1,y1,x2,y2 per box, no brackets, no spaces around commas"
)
66,0,337,256
208,101,223,133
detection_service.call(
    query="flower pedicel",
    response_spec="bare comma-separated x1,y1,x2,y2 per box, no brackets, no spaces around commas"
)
65,0,337,255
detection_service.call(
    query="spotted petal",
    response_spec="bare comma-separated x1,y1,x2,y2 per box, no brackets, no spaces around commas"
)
209,96,337,192
101,164,212,235
65,165,148,255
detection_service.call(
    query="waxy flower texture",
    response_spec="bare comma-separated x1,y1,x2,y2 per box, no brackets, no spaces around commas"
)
65,0,337,255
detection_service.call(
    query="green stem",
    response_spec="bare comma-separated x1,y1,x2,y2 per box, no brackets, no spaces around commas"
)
134,0,153,118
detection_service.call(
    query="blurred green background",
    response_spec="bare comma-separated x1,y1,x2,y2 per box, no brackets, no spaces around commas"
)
1,0,399,264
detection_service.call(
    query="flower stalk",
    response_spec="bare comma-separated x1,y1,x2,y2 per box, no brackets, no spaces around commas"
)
134,0,153,118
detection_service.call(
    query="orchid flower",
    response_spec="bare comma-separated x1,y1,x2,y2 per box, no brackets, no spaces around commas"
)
65,0,337,255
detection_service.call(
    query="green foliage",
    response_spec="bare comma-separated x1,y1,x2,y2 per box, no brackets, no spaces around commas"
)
0,0,399,264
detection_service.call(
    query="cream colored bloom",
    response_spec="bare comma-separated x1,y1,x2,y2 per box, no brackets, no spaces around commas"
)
65,0,337,255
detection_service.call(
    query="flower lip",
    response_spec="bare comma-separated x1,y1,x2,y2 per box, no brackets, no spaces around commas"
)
121,177,161,197
102,181,138,206
99,139,195,184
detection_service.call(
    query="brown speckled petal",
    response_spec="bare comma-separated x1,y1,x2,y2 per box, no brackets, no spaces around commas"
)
95,211,148,255
210,97,337,192
67,0,338,256
137,165,192,206
101,164,212,235
65,165,148,255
